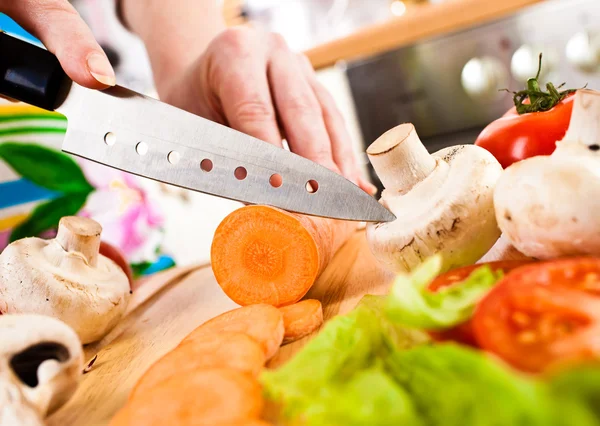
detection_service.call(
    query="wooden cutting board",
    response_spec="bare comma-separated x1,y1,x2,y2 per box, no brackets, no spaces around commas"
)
47,231,526,426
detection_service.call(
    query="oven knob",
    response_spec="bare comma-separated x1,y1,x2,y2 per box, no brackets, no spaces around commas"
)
511,45,558,83
461,56,508,100
566,31,600,73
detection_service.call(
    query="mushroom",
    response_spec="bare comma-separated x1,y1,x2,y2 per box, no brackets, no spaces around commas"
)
365,123,503,274
0,314,83,426
494,89,600,259
0,216,131,344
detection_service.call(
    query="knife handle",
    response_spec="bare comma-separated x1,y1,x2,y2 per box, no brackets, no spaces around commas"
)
0,31,68,111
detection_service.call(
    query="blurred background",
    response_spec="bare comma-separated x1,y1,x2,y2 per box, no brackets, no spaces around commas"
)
1,0,599,269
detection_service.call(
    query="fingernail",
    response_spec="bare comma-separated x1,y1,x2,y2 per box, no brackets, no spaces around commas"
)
87,53,116,86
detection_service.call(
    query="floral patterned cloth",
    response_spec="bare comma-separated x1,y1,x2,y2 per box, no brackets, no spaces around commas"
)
0,101,173,276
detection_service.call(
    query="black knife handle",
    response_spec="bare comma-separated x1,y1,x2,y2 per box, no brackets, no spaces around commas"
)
0,31,68,111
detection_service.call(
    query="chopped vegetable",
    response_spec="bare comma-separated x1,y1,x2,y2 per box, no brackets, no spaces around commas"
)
180,304,284,360
279,299,323,344
427,260,532,345
386,256,503,330
0,216,130,344
493,89,600,259
130,332,265,399
365,123,502,275
548,365,600,423
386,344,556,426
211,205,355,307
475,54,576,168
473,257,600,373
110,369,263,426
261,297,429,425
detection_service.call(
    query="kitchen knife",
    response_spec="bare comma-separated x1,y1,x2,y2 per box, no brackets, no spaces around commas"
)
0,31,395,222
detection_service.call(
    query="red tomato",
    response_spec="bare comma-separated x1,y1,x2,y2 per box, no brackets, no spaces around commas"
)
428,260,532,347
100,241,133,288
475,94,574,169
473,257,600,373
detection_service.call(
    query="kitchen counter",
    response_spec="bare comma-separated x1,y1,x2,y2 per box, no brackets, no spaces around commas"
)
305,0,543,70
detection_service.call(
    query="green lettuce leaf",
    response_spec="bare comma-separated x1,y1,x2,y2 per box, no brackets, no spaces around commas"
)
386,255,503,330
386,343,555,426
261,297,428,425
547,365,600,426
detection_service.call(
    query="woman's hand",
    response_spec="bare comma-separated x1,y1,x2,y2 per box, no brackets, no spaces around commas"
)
0,0,115,89
157,27,375,194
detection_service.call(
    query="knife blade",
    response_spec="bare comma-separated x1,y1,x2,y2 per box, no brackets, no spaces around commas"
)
0,31,395,222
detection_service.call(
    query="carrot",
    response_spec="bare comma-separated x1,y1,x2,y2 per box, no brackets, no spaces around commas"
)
130,332,265,399
279,299,324,344
211,205,355,307
180,304,284,360
110,369,263,426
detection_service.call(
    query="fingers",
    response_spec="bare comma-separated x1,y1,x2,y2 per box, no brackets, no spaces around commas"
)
296,54,377,195
1,0,115,89
208,29,283,147
268,36,340,173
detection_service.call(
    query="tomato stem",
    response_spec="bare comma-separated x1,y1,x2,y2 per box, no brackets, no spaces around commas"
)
503,53,579,115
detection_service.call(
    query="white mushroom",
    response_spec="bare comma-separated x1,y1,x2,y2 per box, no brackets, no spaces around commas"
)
0,216,131,344
365,123,503,274
0,314,83,426
494,89,600,259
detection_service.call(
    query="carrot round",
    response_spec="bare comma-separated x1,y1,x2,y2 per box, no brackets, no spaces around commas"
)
130,332,265,399
110,369,263,426
211,205,355,307
279,299,324,344
181,304,284,360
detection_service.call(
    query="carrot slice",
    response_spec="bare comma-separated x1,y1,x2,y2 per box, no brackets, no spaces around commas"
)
110,369,263,426
130,332,265,399
181,304,284,360
211,205,355,307
279,299,324,344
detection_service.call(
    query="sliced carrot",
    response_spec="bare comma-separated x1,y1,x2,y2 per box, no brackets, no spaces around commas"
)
211,205,355,307
216,422,272,426
279,299,324,344
181,304,284,360
110,369,263,426
130,332,265,399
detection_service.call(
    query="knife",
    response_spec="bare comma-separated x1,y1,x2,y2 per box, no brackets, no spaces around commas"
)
0,32,394,223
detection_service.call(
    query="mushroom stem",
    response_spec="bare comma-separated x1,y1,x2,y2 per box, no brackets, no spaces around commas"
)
55,217,102,267
366,123,437,194
561,89,600,147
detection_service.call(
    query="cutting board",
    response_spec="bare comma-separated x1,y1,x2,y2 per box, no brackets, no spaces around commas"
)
47,231,527,426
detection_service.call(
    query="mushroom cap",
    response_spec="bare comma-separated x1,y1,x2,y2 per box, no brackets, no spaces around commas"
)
494,144,600,259
0,237,131,344
367,144,502,273
0,314,83,419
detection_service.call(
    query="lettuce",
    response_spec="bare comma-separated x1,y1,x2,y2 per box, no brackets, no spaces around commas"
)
262,256,600,426
261,297,428,426
386,255,503,330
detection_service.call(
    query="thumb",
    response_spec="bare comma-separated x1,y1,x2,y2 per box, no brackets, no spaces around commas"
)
1,0,115,89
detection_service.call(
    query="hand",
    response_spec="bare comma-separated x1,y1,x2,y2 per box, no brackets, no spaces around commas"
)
0,0,115,89
156,27,376,195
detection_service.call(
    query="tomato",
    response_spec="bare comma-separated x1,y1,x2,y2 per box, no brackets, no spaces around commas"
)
427,260,532,347
475,92,574,169
100,241,133,288
473,257,600,373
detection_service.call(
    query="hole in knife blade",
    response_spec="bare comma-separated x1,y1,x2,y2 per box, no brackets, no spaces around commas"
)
269,174,283,188
167,151,180,165
104,132,116,146
306,180,319,193
234,167,247,180
136,142,148,156
200,159,213,172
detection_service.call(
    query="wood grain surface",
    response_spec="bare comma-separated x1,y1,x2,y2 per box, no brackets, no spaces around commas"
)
47,230,528,425
306,0,543,70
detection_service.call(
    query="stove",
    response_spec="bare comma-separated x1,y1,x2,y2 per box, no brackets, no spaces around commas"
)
345,0,600,190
